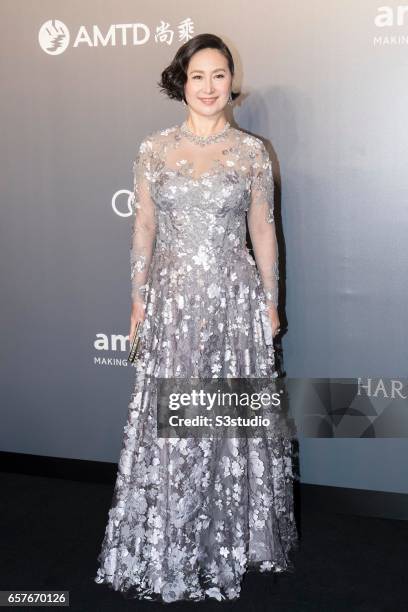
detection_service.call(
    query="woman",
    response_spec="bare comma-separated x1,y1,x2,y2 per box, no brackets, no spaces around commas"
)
94,33,298,603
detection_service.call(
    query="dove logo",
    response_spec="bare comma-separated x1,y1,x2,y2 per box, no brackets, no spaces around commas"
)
39,19,70,55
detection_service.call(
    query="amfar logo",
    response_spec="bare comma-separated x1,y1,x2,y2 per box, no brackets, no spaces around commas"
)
374,5,408,26
373,5,408,45
39,18,194,55
94,333,132,366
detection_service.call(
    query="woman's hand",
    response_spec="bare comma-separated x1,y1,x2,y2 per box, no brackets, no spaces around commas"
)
267,304,281,338
129,301,145,341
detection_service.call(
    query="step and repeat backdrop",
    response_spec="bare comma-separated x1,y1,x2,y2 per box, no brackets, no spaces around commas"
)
1,1,407,495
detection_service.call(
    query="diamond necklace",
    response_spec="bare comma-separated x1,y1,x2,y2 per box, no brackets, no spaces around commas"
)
180,120,231,146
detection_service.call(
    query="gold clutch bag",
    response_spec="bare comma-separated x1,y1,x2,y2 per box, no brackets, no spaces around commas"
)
128,320,142,363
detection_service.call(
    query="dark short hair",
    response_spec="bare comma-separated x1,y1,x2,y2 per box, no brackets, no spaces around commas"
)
158,33,240,103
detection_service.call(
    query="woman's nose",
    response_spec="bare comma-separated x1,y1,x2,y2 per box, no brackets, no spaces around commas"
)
202,79,214,94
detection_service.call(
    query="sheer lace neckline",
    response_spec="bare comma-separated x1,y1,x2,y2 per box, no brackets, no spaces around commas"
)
179,120,231,147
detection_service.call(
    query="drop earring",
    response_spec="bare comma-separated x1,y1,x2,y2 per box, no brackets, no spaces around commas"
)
228,92,233,105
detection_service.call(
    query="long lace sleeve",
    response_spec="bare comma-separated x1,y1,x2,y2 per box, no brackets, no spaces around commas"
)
247,141,279,308
130,138,157,304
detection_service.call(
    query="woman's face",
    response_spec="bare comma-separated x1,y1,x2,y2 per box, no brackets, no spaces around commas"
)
184,48,232,117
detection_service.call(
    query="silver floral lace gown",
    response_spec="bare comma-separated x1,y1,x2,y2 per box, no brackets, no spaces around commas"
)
94,121,299,603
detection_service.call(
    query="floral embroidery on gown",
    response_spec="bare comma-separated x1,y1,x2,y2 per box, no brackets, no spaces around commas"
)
94,121,299,602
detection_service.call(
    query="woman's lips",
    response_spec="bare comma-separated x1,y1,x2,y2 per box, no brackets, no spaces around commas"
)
200,98,218,105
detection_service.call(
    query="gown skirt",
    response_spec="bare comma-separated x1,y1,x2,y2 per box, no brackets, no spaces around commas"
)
94,243,299,603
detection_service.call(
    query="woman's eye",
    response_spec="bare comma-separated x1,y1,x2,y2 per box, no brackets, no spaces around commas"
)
192,74,225,80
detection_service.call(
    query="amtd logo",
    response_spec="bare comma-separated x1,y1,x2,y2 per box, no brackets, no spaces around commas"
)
39,18,194,55
39,20,70,55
